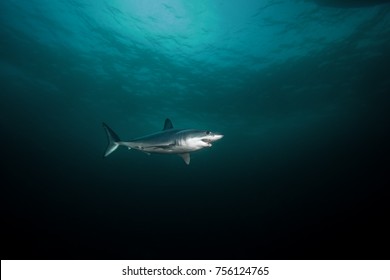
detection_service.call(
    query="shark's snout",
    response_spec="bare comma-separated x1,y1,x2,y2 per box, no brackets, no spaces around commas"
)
207,133,223,143
213,133,224,141
201,132,223,146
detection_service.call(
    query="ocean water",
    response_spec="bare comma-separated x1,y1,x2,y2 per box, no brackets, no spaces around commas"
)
1,0,389,259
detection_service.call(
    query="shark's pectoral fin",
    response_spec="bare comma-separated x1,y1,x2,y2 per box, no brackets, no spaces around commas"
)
178,153,190,165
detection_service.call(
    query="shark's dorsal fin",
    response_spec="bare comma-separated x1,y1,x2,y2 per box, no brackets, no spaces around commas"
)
163,118,173,130
179,153,190,165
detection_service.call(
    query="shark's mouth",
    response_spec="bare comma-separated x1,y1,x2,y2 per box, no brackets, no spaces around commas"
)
202,139,212,144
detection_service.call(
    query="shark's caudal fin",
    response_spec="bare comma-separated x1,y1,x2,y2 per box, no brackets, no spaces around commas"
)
102,123,121,157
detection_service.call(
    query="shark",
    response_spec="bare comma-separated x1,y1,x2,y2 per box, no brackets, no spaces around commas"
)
102,118,223,165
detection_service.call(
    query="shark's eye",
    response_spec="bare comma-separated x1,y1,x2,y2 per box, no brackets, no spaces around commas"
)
206,131,211,135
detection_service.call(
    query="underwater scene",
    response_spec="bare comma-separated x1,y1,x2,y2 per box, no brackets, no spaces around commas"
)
1,0,389,259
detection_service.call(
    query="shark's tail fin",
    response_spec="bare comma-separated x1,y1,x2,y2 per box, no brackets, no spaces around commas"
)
102,122,121,157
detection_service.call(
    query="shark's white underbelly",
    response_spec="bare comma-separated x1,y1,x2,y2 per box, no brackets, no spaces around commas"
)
136,145,202,154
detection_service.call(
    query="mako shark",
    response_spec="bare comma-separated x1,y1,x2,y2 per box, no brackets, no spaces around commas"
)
102,119,223,165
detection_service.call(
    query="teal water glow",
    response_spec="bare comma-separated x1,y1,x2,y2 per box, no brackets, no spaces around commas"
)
1,0,389,259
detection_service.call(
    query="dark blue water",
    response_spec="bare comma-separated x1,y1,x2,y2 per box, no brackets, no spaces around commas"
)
1,0,389,259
